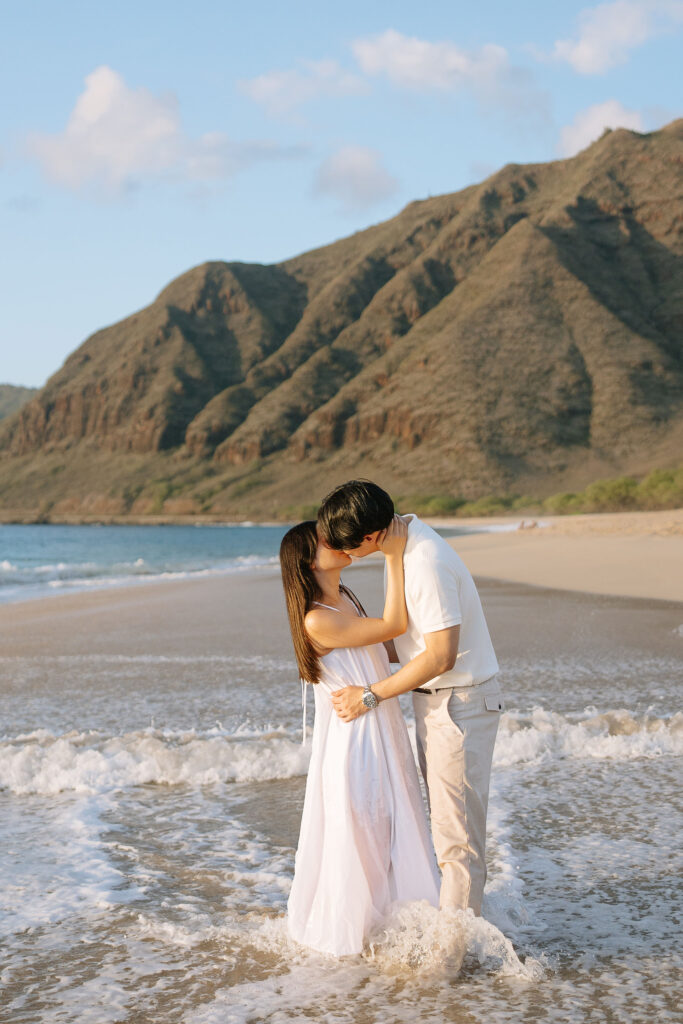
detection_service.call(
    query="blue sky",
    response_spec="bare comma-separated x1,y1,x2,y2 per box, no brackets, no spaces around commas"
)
1,0,681,387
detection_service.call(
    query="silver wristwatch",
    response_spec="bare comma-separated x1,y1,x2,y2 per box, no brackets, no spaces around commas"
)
362,684,378,710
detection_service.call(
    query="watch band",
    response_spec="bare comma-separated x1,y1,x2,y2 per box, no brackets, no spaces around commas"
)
362,683,378,710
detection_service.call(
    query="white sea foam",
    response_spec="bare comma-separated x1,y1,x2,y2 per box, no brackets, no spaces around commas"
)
0,726,311,795
451,520,549,534
481,781,535,940
0,794,141,936
1,705,679,797
132,908,289,952
134,899,542,979
0,651,294,668
494,706,683,766
184,903,545,1024
42,557,279,590
0,553,281,605
366,902,545,978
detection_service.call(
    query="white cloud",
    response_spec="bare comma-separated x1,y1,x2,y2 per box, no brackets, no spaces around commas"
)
553,1,683,74
239,59,367,117
351,29,549,128
558,100,644,156
352,29,509,91
241,31,548,133
27,66,298,193
314,146,398,212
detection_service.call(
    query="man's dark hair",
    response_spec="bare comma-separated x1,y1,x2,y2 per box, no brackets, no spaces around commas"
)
318,480,394,549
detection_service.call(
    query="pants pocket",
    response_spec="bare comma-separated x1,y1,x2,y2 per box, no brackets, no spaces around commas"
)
442,693,466,738
484,694,504,712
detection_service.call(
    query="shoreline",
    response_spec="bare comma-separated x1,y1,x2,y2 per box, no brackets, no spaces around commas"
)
1,507,682,529
1,509,681,611
0,549,680,638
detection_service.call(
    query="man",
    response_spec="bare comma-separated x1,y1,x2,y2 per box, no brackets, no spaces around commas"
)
318,480,503,916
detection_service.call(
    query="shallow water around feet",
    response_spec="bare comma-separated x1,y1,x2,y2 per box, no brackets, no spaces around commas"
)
1,569,681,1023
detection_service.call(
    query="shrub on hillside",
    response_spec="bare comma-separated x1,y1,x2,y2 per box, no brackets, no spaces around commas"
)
583,476,639,511
457,496,512,517
396,495,464,516
543,491,584,515
511,495,539,512
282,504,320,522
636,468,683,509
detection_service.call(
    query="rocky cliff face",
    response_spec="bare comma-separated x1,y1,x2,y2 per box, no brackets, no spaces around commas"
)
1,120,681,514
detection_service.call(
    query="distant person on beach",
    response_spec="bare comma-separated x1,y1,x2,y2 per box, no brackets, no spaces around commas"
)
319,480,503,916
279,516,439,956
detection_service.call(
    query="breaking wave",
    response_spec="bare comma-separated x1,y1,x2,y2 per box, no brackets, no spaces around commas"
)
495,706,683,766
0,725,310,796
2,705,680,797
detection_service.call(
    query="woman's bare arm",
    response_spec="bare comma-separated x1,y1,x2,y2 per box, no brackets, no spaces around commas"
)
305,517,407,651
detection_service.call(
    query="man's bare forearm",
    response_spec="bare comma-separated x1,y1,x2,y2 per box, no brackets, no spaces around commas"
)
331,627,459,722
372,650,448,702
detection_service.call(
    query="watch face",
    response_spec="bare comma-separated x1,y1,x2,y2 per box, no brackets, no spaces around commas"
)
362,690,377,709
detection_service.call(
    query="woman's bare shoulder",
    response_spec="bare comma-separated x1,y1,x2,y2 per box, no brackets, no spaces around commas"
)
305,604,359,632
303,607,336,654
304,605,337,633
304,605,333,625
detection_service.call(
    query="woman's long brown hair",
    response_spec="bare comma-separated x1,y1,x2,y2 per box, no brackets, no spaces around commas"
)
279,521,367,684
280,522,323,684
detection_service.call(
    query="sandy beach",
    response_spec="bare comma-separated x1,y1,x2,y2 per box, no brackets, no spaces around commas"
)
426,507,683,603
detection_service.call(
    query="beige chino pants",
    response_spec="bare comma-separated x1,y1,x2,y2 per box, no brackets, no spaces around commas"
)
412,676,503,914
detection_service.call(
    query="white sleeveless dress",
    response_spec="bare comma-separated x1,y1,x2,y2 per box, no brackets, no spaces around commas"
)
287,602,440,957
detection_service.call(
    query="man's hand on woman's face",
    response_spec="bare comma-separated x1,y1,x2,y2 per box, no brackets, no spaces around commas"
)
330,686,367,721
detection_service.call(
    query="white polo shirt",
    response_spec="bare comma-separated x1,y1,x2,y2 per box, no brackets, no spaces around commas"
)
388,515,499,689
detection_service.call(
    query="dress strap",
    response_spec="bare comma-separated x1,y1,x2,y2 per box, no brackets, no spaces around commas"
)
301,679,308,746
312,601,343,612
340,584,367,619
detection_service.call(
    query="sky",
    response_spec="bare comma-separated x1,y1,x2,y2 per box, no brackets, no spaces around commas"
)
1,0,681,388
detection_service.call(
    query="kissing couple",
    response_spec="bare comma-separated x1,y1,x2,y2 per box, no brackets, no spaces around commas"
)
280,480,503,956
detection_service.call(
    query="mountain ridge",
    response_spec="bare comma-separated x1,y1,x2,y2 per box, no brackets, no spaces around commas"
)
1,120,681,519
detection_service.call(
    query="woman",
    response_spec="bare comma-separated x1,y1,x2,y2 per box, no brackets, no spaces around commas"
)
280,517,439,957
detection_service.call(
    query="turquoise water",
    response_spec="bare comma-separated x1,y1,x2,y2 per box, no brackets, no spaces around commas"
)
0,523,289,603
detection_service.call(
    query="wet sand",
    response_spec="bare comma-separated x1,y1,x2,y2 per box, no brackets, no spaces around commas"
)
1,554,680,675
0,569,294,662
2,552,682,1023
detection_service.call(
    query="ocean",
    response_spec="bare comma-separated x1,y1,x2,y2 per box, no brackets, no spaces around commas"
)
0,526,681,1023
0,523,288,604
